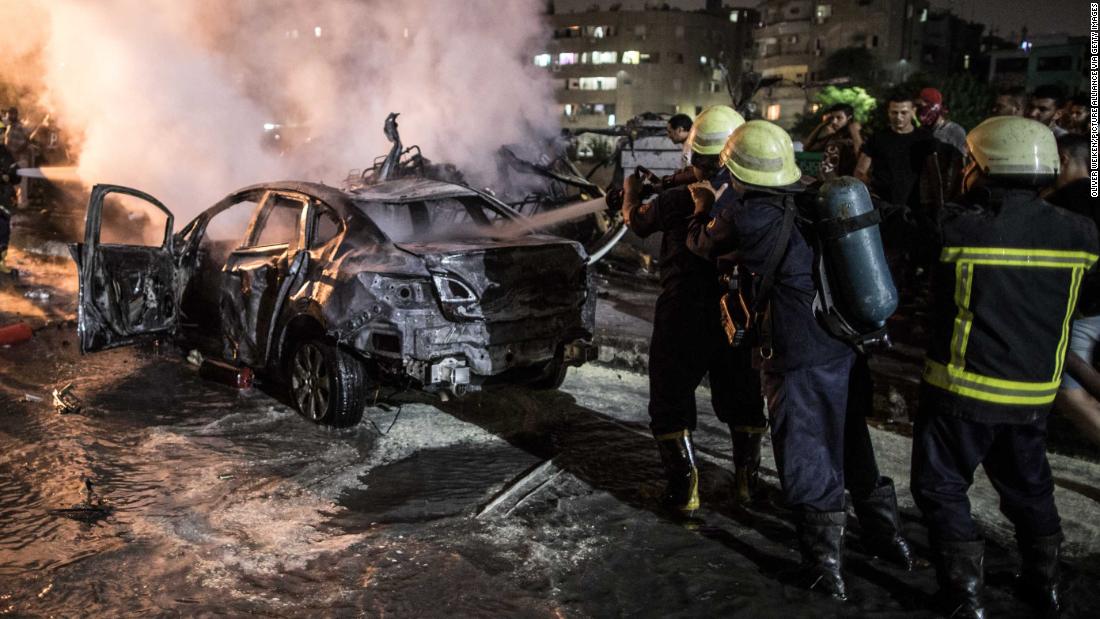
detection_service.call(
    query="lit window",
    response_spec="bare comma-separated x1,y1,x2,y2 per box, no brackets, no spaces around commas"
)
766,104,781,120
533,54,551,67
700,55,708,65
593,26,605,38
592,51,618,64
816,4,832,22
564,104,574,116
810,103,820,113
623,50,640,64
314,26,322,38
963,54,971,70
730,10,739,22
559,52,578,65
578,77,617,90
920,8,928,22
608,114,617,126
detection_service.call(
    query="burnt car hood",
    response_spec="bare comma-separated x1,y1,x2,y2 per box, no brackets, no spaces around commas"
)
395,236,588,321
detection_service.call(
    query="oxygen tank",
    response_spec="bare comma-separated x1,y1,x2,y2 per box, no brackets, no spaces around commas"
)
813,177,897,334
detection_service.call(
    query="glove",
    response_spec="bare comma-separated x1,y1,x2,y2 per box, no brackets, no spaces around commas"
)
689,181,716,216
623,172,641,200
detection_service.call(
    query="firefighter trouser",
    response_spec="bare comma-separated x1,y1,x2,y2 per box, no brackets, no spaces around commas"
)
647,280,766,436
910,407,1062,544
0,208,9,254
845,354,888,499
763,352,855,512
0,185,12,253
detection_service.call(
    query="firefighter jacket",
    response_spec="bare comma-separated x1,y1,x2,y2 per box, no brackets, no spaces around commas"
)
685,185,852,372
921,186,1100,423
623,183,717,288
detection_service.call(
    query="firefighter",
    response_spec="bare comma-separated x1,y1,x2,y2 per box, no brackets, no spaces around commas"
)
909,116,1099,618
0,142,16,276
684,120,914,599
621,105,766,515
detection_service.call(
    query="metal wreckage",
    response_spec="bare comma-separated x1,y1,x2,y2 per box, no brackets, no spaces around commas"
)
71,112,679,427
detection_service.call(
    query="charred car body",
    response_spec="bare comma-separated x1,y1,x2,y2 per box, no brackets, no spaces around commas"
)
73,178,596,427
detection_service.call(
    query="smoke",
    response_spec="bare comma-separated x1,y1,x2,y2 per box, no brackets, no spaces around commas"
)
0,0,558,223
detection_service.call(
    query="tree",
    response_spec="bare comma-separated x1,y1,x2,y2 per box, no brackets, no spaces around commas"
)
821,47,880,84
788,86,878,140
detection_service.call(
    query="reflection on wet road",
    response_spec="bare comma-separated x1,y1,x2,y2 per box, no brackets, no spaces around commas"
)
2,325,1099,617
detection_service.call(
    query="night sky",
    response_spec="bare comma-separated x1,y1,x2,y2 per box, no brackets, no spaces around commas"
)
928,0,1087,37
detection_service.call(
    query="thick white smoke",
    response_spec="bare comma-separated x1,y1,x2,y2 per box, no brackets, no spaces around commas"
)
0,0,558,223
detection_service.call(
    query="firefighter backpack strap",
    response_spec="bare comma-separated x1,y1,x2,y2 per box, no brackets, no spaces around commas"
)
749,195,797,315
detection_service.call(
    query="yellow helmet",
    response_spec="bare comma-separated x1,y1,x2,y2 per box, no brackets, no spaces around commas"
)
686,105,746,156
720,120,802,188
966,116,1059,180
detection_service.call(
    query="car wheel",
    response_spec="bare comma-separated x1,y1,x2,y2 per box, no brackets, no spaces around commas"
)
289,339,366,427
529,356,568,391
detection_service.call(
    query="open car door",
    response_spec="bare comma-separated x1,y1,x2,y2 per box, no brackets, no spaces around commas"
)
74,184,178,353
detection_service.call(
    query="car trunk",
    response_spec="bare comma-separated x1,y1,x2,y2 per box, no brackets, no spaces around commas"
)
396,237,587,322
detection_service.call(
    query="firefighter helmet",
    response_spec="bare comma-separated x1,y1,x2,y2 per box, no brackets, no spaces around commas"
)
720,120,802,188
966,116,1059,182
686,105,745,156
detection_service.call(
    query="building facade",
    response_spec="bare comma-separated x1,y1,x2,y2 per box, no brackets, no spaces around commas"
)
539,3,757,129
751,0,928,129
921,9,984,76
987,34,1088,95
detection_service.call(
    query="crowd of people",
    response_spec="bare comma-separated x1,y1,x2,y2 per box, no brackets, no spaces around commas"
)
639,83,1096,618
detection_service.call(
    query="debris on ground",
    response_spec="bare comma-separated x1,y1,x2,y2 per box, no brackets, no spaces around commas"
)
47,479,112,523
0,322,34,346
23,289,50,302
198,359,254,389
23,393,43,403
52,382,82,414
186,349,204,367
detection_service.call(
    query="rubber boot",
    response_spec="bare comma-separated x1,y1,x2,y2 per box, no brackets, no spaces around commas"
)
797,511,848,601
731,429,763,503
852,478,915,570
935,540,986,619
654,430,700,515
0,248,13,276
1017,532,1063,617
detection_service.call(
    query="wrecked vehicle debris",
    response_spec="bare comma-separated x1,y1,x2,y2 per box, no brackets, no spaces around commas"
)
47,479,112,523
52,382,81,414
198,358,254,389
0,321,34,346
72,177,597,428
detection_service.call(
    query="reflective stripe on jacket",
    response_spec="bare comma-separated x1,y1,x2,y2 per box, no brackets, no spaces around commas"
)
922,187,1100,423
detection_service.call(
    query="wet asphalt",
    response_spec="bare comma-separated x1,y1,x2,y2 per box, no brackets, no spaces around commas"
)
1,257,1100,617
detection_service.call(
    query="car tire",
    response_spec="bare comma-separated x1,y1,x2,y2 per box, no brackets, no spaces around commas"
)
529,356,568,391
289,338,366,428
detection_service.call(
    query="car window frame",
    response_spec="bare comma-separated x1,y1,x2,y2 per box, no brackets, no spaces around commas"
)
306,199,344,249
243,191,310,253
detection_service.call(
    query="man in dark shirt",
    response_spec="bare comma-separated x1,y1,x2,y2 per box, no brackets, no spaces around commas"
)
855,90,937,290
855,91,935,210
621,105,766,515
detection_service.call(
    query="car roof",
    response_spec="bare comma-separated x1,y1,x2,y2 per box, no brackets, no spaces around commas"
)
230,178,485,216
348,177,480,203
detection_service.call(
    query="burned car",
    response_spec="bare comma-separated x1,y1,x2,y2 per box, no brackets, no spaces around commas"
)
73,178,597,427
